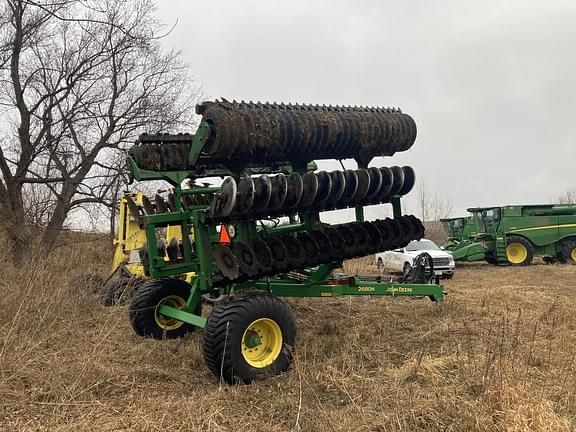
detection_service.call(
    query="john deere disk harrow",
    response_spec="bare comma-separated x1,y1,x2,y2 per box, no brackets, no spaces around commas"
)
126,100,443,384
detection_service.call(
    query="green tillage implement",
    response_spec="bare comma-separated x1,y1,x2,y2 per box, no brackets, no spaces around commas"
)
468,204,576,265
125,100,445,384
440,216,485,262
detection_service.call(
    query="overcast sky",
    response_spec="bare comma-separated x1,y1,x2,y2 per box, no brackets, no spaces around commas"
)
156,0,576,220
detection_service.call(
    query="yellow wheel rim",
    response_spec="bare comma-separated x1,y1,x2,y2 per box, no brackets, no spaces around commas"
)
241,318,283,368
506,243,528,264
571,248,576,262
154,295,187,331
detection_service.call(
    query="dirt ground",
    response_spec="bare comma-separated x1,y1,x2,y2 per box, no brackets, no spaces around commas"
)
1,243,575,431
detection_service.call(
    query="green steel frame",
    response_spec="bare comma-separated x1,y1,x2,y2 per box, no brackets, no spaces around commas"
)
129,123,445,330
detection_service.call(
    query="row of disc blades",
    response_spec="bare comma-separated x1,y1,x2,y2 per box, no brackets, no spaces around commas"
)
210,166,415,221
129,142,191,172
125,191,212,221
213,215,425,281
197,100,417,162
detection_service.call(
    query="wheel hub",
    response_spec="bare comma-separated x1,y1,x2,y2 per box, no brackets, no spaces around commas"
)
244,330,261,348
506,243,527,264
154,295,187,331
241,318,282,368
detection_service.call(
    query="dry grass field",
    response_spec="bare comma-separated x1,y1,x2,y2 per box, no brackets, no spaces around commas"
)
1,240,575,431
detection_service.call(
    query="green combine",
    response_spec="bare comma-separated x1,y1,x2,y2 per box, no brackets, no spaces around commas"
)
469,204,576,265
440,216,485,262
125,100,444,384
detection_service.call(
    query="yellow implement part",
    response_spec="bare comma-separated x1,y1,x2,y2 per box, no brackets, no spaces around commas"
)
111,192,196,282
241,318,283,368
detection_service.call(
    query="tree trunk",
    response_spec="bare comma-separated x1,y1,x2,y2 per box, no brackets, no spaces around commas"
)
5,207,31,265
7,227,29,265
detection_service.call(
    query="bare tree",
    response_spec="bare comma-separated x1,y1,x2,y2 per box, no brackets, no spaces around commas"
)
557,187,576,205
0,0,199,263
413,179,452,241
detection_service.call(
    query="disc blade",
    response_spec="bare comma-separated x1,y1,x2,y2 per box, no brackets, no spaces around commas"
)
252,239,273,274
312,171,332,208
326,171,346,208
296,232,320,267
339,170,358,206
364,167,382,201
279,235,306,269
299,172,318,208
398,166,415,196
235,177,255,215
284,173,303,208
264,237,290,272
253,175,272,211
351,169,370,203
310,230,333,263
387,166,405,198
233,242,259,277
210,177,237,219
213,245,240,280
268,173,288,211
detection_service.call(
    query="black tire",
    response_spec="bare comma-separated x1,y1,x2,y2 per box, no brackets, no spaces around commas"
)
560,239,576,264
103,276,142,306
403,262,412,277
68,272,105,295
376,257,385,274
506,235,534,266
129,278,201,339
203,292,297,384
485,251,499,265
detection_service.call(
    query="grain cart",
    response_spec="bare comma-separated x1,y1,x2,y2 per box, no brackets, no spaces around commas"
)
468,204,576,265
126,100,444,384
440,216,485,262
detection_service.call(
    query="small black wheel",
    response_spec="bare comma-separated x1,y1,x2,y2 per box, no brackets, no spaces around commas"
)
203,292,297,384
376,257,385,274
129,278,201,339
560,239,576,264
506,235,534,266
403,262,412,277
103,277,142,306
68,272,105,295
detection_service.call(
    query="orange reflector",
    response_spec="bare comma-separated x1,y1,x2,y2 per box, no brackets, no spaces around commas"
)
219,224,231,244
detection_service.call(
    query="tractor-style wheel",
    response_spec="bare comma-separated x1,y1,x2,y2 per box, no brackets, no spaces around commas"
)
129,278,201,339
103,276,142,306
203,292,296,384
560,239,576,264
68,272,105,295
505,236,534,266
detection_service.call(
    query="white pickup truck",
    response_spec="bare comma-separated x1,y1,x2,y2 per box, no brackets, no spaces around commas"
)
375,239,455,279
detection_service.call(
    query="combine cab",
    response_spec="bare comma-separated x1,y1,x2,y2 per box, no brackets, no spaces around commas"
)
440,216,485,262
125,100,445,383
469,204,576,265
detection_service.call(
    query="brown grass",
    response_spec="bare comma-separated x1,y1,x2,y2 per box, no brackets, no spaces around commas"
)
1,241,575,431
